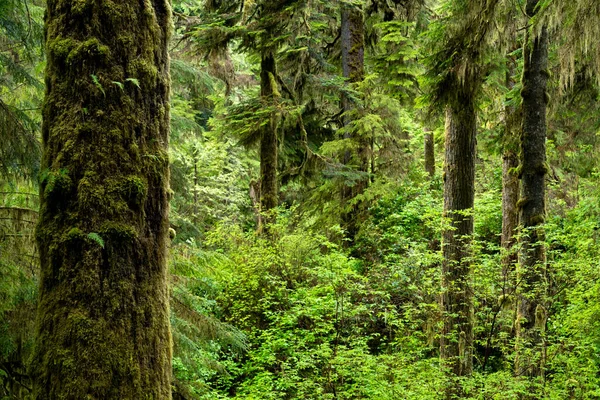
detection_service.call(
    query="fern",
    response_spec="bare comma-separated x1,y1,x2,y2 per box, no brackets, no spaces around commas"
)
126,78,140,89
90,74,105,96
87,232,105,248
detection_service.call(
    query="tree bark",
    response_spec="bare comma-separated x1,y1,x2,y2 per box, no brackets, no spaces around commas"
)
424,129,435,178
340,4,366,244
515,0,549,380
502,151,519,275
259,51,279,230
441,96,476,398
32,0,172,398
502,54,519,283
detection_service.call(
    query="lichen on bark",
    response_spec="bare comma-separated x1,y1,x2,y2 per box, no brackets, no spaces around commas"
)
31,0,173,398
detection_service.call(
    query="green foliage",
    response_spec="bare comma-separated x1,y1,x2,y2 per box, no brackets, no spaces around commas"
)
2,0,600,399
86,232,104,248
0,0,43,181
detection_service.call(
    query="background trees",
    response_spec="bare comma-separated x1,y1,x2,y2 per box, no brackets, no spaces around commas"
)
1,0,600,398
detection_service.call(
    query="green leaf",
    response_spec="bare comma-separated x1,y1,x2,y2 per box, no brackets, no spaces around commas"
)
87,232,105,248
90,74,105,96
126,78,141,89
112,81,124,91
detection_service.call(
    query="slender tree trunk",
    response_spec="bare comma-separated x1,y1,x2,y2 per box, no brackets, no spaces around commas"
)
441,95,476,398
193,154,199,225
259,51,279,229
32,0,173,398
502,55,519,283
340,4,366,244
424,129,435,178
502,151,519,274
515,0,549,381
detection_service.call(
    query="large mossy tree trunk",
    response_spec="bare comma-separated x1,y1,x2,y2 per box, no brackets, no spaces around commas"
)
340,4,366,245
258,51,279,230
515,0,549,380
32,0,173,398
440,87,476,399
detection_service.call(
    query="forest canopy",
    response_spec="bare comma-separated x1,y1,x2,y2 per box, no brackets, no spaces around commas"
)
1,0,600,399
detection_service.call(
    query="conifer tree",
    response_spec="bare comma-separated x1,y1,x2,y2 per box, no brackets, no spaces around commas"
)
515,0,549,380
340,1,366,244
424,129,435,178
31,0,173,397
425,1,500,396
501,8,520,295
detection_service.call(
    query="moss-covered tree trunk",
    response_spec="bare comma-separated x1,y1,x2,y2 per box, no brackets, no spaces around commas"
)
31,0,173,398
340,4,366,244
424,129,435,179
259,51,279,230
502,150,519,273
515,0,549,380
440,89,476,399
502,54,519,284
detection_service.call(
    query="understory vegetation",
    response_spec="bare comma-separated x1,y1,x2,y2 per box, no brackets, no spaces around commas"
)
2,0,600,398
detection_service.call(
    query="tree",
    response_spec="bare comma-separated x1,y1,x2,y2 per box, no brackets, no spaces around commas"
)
440,82,476,389
30,0,173,397
515,0,549,380
192,0,314,231
425,0,500,396
340,1,367,244
424,128,435,178
501,6,520,310
257,39,279,230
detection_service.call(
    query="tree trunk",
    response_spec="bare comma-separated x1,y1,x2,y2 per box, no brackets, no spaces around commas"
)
502,151,519,276
441,97,476,398
502,54,519,284
340,4,366,244
515,0,549,380
32,0,172,398
424,129,435,178
259,51,279,230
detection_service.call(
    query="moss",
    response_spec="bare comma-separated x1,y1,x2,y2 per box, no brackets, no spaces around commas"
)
34,0,173,396
530,214,545,225
128,59,158,87
65,227,85,241
43,169,73,201
121,175,147,207
71,0,92,16
117,34,134,49
268,72,281,98
48,38,77,60
66,38,111,66
513,164,523,179
516,197,529,210
99,221,137,241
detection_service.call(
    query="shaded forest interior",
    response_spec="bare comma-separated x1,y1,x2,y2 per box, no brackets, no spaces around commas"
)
2,0,600,398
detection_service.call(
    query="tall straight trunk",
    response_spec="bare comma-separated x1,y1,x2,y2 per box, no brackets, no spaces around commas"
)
259,51,278,229
31,0,172,398
424,129,435,178
515,0,549,379
502,151,519,275
502,54,519,282
441,94,476,398
340,4,366,243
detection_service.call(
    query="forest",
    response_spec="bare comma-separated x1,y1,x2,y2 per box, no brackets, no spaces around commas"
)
1,0,600,398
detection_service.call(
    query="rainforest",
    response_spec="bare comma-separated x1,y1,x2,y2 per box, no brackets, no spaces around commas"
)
1,0,600,399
